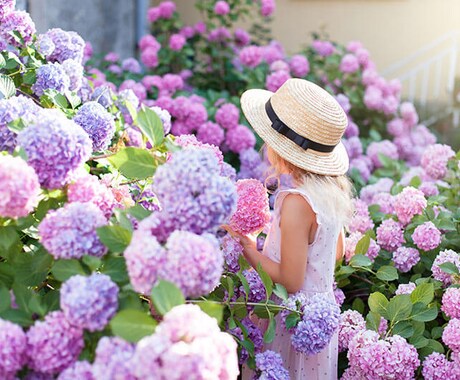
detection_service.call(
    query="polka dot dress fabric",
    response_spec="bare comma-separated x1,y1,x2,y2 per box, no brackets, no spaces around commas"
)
243,187,341,380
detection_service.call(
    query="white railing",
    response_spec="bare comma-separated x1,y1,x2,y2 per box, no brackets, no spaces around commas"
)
381,32,460,126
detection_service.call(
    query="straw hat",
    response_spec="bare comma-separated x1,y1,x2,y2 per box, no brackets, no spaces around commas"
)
240,78,349,176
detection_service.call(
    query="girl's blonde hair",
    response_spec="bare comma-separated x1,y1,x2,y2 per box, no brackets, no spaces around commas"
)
265,146,354,226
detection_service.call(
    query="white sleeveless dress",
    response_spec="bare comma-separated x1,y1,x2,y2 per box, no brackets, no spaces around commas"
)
243,186,341,380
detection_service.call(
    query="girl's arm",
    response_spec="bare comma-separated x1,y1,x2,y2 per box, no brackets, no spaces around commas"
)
229,194,315,293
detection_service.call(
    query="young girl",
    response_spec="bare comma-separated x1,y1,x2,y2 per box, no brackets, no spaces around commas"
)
233,78,354,379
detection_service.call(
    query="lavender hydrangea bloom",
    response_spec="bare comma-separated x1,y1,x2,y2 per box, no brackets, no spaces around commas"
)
24,372,54,380
161,231,224,297
45,28,85,64
27,311,84,374
32,62,70,96
92,337,136,380
221,234,243,273
0,10,36,47
57,361,94,380
91,86,114,108
73,101,115,151
254,350,290,380
17,110,92,189
238,148,268,182
124,218,167,294
280,291,308,332
122,57,142,73
116,89,140,125
38,202,108,260
36,34,55,56
291,294,340,355
392,247,420,272
366,140,399,168
230,317,264,364
151,106,172,135
241,269,266,303
432,249,460,286
0,0,15,19
60,273,118,332
0,155,40,218
395,282,416,295
150,148,237,242
62,59,84,91
0,318,27,378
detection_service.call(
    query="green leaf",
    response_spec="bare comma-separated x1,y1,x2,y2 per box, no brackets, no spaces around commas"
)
224,276,234,300
386,295,413,323
410,283,434,305
106,147,156,180
352,297,365,314
51,259,86,282
418,339,444,358
151,280,185,316
0,308,33,327
263,313,276,344
285,312,301,330
197,301,224,324
110,309,157,343
253,304,271,319
0,54,5,69
256,264,273,299
0,74,16,99
349,254,372,268
0,263,14,288
101,256,129,284
431,326,443,340
392,320,414,338
7,118,27,134
366,311,381,332
0,284,11,313
236,272,250,303
23,70,36,85
376,266,399,281
97,225,132,254
127,204,152,221
438,262,459,275
14,249,53,287
137,105,165,147
355,234,370,255
368,292,389,317
273,283,288,301
42,290,60,313
409,176,421,188
410,303,438,322
82,255,102,271
0,226,20,253
409,334,429,348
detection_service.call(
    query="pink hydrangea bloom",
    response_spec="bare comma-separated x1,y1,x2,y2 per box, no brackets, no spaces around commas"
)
441,288,460,319
348,200,374,234
392,247,420,272
340,54,360,73
104,52,119,62
395,282,416,295
159,1,176,18
345,118,359,137
393,186,427,225
382,95,399,116
266,70,291,92
371,192,395,214
225,124,256,153
208,26,232,42
239,45,263,68
345,232,380,262
346,41,363,53
147,7,161,23
0,155,41,219
422,352,458,380
270,60,290,72
360,178,394,204
234,28,251,46
366,140,399,168
338,310,366,352
376,219,405,252
169,33,186,51
197,121,225,147
262,42,285,64
260,0,276,16
387,118,407,137
421,144,455,180
362,68,379,86
442,318,460,351
400,102,419,127
412,221,441,251
138,34,160,52
140,47,159,68
229,179,271,235
343,136,362,159
350,158,371,182
214,0,230,15
312,40,335,57
432,249,460,286
289,54,310,77
364,85,383,110
215,103,240,130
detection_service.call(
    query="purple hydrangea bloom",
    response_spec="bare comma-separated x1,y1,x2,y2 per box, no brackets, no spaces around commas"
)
61,59,84,91
333,282,346,307
392,247,420,272
38,202,108,260
366,140,399,168
215,103,240,130
239,45,263,68
290,54,309,77
161,231,224,297
441,287,460,319
36,34,56,56
197,121,225,147
266,70,291,92
376,219,405,252
395,282,416,295
412,221,441,251
17,110,92,189
230,317,264,364
291,294,340,355
91,86,114,108
221,162,237,181
24,372,54,380
32,62,70,97
0,0,15,19
26,311,84,374
124,218,167,294
360,178,394,204
92,337,136,380
280,291,308,332
371,192,395,214
238,148,268,182
0,318,27,378
57,361,93,380
221,234,243,273
214,0,230,15
432,249,460,286
149,148,237,241
225,124,256,154
394,187,427,225
131,183,161,212
116,89,140,125
241,269,266,303
73,101,115,151
0,10,36,47
45,28,85,64
347,330,420,380
254,350,290,380
312,40,335,56
442,318,460,351
338,310,366,352
0,155,40,218
60,273,119,332
121,57,142,73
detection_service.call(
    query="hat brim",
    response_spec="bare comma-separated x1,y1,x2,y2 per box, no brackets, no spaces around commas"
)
241,88,349,176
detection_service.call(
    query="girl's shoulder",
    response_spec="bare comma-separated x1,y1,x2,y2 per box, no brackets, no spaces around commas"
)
275,187,320,220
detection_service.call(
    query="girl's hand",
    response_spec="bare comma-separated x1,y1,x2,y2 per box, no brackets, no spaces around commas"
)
222,225,257,251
